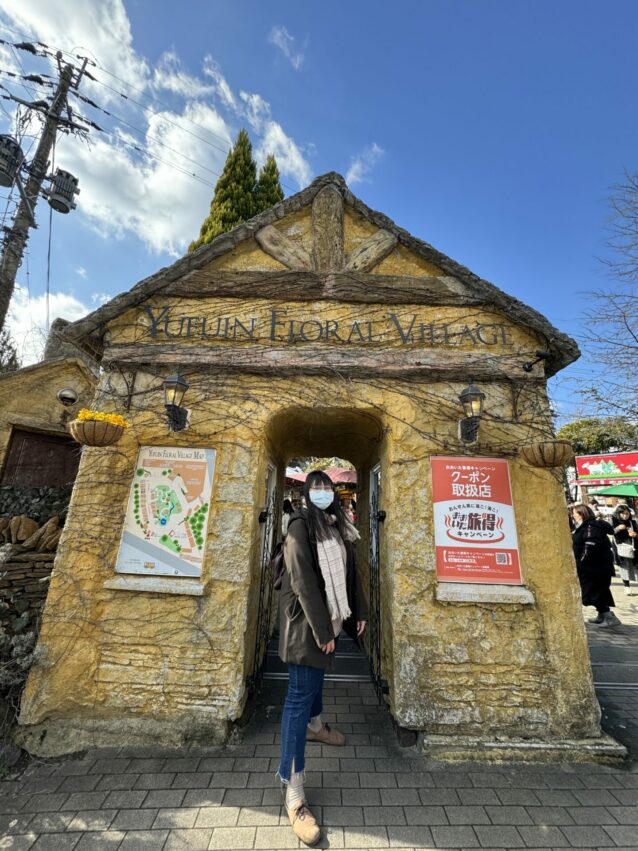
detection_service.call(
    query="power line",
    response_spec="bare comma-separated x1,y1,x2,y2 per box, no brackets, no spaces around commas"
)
0,25,298,193
72,92,223,184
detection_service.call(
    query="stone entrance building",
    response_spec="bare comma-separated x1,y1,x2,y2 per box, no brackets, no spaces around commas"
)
18,173,614,759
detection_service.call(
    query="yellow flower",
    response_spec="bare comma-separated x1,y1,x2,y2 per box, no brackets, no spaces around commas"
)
76,409,130,428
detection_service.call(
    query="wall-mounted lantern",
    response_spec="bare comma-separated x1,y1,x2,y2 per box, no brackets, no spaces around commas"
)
458,382,485,444
163,372,189,432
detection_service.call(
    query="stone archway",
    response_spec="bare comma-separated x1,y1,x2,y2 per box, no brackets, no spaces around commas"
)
245,405,389,700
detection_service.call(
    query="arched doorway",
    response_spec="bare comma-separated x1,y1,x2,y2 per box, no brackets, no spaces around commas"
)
247,405,389,704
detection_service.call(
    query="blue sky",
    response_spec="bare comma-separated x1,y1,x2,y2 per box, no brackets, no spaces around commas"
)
1,0,637,421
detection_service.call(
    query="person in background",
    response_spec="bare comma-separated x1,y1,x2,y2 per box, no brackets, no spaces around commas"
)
277,470,368,846
281,498,293,538
571,504,621,627
343,498,355,524
589,499,603,519
611,503,637,596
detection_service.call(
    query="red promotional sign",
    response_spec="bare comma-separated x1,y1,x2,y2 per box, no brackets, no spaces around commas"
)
431,456,522,585
575,451,638,486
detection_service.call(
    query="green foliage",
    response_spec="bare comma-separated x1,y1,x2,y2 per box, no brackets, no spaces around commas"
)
556,416,638,454
255,155,284,213
189,130,284,252
0,329,19,375
189,129,257,252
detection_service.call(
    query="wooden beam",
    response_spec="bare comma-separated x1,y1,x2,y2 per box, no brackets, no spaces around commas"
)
345,230,398,272
103,342,532,382
255,225,313,270
167,270,477,306
312,186,344,271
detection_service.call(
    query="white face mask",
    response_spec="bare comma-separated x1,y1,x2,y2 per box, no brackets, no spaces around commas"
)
308,490,334,510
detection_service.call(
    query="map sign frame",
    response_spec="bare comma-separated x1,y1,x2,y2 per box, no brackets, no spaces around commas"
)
431,456,523,585
115,446,216,578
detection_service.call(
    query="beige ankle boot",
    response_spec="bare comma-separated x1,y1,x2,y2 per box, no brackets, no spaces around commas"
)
286,800,321,846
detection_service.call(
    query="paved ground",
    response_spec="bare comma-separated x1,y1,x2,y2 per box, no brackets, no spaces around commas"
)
0,579,636,851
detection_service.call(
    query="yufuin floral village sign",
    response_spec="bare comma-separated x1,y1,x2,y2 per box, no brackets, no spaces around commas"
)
144,305,514,347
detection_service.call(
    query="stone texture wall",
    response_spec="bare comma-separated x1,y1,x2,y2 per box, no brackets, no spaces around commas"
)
0,551,55,634
0,357,97,472
16,198,600,756
18,369,600,755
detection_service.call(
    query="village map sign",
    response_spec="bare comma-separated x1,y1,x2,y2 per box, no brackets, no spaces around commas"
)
115,446,216,578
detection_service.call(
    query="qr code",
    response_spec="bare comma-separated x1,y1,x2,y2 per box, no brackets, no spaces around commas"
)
495,553,509,565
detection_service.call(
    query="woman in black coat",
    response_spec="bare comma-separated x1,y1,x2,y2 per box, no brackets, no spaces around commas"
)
277,470,368,846
611,503,637,595
572,504,621,627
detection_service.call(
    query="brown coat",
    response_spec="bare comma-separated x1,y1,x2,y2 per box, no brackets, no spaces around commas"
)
278,512,369,670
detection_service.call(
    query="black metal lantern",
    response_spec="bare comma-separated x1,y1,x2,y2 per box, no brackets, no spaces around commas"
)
458,382,485,444
459,383,485,419
163,372,189,432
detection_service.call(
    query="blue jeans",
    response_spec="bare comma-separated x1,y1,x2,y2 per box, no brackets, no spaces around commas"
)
277,663,325,782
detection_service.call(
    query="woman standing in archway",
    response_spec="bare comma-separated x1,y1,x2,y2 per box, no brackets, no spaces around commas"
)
277,470,368,846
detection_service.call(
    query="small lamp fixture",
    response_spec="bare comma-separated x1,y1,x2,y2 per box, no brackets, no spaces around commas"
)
458,382,485,444
163,372,189,432
57,387,78,407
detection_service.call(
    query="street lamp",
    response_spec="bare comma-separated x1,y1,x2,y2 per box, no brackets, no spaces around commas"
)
458,382,485,444
163,372,189,432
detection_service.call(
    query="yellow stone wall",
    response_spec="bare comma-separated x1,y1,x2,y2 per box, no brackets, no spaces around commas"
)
18,207,601,755
0,358,96,469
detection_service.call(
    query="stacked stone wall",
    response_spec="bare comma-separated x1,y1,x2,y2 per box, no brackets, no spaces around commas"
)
0,551,54,635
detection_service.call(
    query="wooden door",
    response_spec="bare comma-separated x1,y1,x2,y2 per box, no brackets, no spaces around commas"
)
1,428,81,487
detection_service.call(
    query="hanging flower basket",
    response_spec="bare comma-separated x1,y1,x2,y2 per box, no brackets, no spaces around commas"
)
520,440,573,468
68,409,129,447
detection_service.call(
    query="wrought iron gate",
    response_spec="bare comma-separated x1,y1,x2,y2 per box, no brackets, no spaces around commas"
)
250,463,278,692
369,463,388,700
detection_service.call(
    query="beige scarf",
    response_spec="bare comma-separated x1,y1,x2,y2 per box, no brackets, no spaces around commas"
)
316,516,360,622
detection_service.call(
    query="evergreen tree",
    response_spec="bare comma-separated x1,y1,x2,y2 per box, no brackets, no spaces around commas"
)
189,129,257,252
255,154,284,213
0,328,19,374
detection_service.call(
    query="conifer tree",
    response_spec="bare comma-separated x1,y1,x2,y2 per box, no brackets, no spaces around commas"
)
0,328,19,374
255,154,284,213
189,129,257,252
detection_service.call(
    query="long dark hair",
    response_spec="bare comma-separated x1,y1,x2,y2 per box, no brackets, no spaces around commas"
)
303,469,348,542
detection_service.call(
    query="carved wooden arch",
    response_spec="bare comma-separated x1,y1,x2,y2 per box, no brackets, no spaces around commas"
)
255,185,398,274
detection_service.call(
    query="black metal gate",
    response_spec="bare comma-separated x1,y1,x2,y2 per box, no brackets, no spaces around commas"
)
369,463,388,700
249,465,278,692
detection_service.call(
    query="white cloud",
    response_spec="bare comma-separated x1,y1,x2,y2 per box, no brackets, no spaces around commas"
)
7,287,91,365
202,57,237,110
153,50,215,99
0,0,150,105
346,143,385,185
0,0,313,255
268,25,305,71
75,266,87,278
255,121,312,187
239,91,271,133
56,101,231,255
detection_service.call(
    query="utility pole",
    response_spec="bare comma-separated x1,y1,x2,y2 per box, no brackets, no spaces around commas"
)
0,52,83,331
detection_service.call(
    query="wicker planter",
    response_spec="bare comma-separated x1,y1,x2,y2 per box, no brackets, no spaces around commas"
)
520,440,573,468
69,419,124,447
